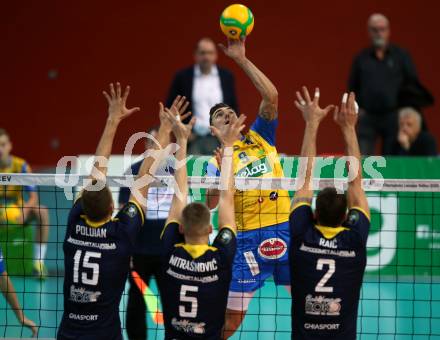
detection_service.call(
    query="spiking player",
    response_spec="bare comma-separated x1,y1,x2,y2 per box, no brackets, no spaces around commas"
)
57,83,170,340
290,87,370,339
160,108,245,339
205,37,291,337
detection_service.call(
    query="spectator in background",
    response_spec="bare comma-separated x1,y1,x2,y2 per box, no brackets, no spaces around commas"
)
348,13,422,155
391,107,437,156
166,37,238,155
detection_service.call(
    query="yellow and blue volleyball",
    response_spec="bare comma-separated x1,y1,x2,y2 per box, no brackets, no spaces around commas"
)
0,204,22,225
220,4,254,40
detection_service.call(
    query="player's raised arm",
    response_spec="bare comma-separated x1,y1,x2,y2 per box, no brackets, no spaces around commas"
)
292,87,335,208
212,114,246,232
165,110,196,225
128,97,191,209
219,37,278,121
334,92,370,217
91,83,140,180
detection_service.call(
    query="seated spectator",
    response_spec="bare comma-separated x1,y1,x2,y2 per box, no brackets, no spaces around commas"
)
391,107,437,156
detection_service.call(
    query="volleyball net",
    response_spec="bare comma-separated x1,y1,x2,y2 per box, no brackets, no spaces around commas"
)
0,169,439,339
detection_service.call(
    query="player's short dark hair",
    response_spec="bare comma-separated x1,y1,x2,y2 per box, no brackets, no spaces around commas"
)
81,180,113,222
316,187,347,227
0,128,10,138
182,202,211,236
209,103,231,125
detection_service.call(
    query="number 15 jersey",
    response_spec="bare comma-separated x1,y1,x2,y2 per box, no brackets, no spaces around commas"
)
58,198,144,339
289,203,370,340
160,222,237,339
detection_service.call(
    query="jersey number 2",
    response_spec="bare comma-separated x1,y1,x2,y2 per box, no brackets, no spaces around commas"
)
315,258,335,293
179,285,199,318
73,250,101,286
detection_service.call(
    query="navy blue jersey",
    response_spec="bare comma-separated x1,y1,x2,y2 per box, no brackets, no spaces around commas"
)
289,203,370,340
160,222,236,339
58,198,144,339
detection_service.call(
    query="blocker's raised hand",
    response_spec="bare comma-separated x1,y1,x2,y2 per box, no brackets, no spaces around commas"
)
333,92,358,130
163,107,196,142
102,82,140,123
159,95,192,134
294,86,335,125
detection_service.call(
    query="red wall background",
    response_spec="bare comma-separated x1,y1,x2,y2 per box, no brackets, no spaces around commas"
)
1,0,439,167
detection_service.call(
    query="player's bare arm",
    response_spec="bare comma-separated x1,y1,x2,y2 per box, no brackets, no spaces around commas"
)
129,97,192,208
334,92,370,216
292,87,335,208
211,114,247,232
165,109,196,225
91,83,140,180
219,37,278,121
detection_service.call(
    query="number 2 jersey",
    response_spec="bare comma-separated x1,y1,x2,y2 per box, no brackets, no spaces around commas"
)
289,203,370,340
58,198,144,340
160,221,237,339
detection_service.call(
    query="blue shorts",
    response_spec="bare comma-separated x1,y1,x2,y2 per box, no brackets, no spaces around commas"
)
229,222,291,292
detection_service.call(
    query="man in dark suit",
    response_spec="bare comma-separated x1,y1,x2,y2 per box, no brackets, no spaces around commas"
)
348,13,424,155
166,37,238,155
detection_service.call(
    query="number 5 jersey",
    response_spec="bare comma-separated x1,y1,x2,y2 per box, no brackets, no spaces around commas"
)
160,221,237,340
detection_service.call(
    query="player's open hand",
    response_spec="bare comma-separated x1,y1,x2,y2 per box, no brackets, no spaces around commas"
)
295,86,335,125
333,92,358,131
102,83,140,123
218,37,246,62
163,108,196,143
210,113,246,147
159,96,191,133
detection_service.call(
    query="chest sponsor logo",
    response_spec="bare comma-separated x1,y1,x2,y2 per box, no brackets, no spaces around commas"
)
171,318,206,334
305,294,341,316
236,157,272,178
258,238,287,260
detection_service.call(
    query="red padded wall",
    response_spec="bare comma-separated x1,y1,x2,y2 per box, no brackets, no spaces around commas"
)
1,0,438,165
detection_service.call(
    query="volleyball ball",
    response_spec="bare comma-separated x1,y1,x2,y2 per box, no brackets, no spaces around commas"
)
0,204,22,225
220,4,254,40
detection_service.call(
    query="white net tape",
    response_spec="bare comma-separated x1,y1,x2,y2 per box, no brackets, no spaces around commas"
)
1,173,440,192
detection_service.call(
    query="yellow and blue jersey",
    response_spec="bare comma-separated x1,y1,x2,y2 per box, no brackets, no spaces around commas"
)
160,221,236,339
0,155,36,205
289,203,370,339
206,116,290,232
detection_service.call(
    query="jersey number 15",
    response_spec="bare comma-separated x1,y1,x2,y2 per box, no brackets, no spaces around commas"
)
73,250,101,286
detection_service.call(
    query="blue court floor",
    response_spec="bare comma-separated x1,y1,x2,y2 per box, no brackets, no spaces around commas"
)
0,277,439,339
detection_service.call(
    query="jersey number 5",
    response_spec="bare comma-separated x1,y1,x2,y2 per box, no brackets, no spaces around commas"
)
179,285,199,318
73,250,101,286
315,258,335,293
